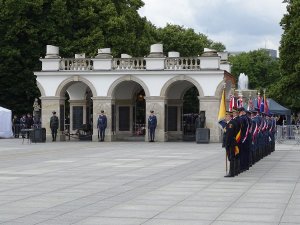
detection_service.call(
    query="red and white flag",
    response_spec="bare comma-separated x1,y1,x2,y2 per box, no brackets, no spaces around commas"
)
229,94,236,111
247,97,254,111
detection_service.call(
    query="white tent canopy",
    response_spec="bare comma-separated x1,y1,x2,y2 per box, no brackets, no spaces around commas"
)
0,106,13,138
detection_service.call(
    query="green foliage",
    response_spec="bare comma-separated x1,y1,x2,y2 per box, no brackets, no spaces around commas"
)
0,0,226,116
156,24,225,56
269,0,300,111
229,50,280,92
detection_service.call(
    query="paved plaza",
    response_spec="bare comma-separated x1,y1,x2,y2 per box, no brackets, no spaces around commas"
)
0,139,299,225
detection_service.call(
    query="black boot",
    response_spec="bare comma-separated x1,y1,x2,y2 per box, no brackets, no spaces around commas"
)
225,160,234,177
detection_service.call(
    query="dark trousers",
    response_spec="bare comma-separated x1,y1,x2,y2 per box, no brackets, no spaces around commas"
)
240,141,250,171
51,128,57,141
99,128,105,141
149,127,156,141
226,146,235,177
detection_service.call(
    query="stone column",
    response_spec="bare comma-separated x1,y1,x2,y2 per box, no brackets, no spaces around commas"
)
40,96,63,141
198,96,221,142
145,96,166,142
92,97,112,142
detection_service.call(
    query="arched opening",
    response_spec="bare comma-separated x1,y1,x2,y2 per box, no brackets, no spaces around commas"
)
165,80,200,141
58,81,93,140
111,80,146,141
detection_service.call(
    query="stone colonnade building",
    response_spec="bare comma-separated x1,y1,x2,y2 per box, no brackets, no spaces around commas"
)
34,44,234,142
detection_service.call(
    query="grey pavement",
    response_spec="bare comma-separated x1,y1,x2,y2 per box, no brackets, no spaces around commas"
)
0,139,299,225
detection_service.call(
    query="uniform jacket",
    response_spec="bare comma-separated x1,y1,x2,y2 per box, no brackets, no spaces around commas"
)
50,115,59,129
97,115,107,129
148,115,157,129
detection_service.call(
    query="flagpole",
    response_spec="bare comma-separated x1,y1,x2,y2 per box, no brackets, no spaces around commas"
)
222,82,228,175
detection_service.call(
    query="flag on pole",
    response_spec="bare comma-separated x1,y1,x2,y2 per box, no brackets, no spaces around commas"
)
218,89,226,129
257,94,261,108
237,96,243,108
229,94,236,111
260,97,264,113
247,97,254,111
264,93,269,114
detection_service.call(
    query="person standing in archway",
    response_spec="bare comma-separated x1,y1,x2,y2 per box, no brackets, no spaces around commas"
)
50,111,59,141
148,110,157,142
97,110,107,142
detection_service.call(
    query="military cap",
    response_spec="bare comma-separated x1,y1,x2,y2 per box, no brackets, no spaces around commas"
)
150,110,154,113
52,111,56,114
101,110,104,113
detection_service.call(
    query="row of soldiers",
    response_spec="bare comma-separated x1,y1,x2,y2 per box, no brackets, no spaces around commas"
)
222,107,276,177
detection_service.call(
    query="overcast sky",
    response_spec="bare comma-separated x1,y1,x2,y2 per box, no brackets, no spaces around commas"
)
139,0,287,54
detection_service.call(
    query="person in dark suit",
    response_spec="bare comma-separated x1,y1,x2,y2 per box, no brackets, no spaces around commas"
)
148,110,157,142
97,110,107,142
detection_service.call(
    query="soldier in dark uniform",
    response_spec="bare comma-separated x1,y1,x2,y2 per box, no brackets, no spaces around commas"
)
50,111,59,141
246,110,254,167
270,114,276,152
148,110,157,142
260,112,267,158
238,107,251,172
97,110,107,142
265,113,273,155
224,111,235,177
232,108,241,176
251,108,261,163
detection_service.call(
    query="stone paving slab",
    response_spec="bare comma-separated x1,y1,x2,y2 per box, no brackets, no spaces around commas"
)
0,139,299,225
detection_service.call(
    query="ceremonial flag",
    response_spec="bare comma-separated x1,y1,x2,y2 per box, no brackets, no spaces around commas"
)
257,94,261,108
260,97,264,113
264,94,269,114
229,94,235,111
237,96,243,108
218,89,226,129
247,97,254,111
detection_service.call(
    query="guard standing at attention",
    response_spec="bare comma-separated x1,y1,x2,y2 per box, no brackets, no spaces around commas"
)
148,110,157,142
97,110,107,142
224,111,236,177
50,111,59,141
238,107,250,172
232,108,241,176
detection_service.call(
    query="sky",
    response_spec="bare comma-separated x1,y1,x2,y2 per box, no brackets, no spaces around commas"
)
138,0,287,54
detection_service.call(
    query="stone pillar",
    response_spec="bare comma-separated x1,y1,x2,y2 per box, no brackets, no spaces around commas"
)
92,48,113,70
198,96,221,142
145,96,166,142
92,97,112,142
69,100,87,132
40,96,63,141
40,45,61,71
145,44,165,70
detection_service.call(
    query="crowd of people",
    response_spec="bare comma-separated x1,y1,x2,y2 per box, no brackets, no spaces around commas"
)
222,107,276,177
12,113,41,138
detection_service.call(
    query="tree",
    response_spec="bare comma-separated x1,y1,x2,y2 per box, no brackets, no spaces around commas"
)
0,0,155,115
229,50,280,91
269,0,300,111
156,24,225,57
0,0,226,116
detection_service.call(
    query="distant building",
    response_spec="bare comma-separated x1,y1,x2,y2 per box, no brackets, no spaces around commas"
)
228,51,245,57
260,48,277,58
228,48,278,59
